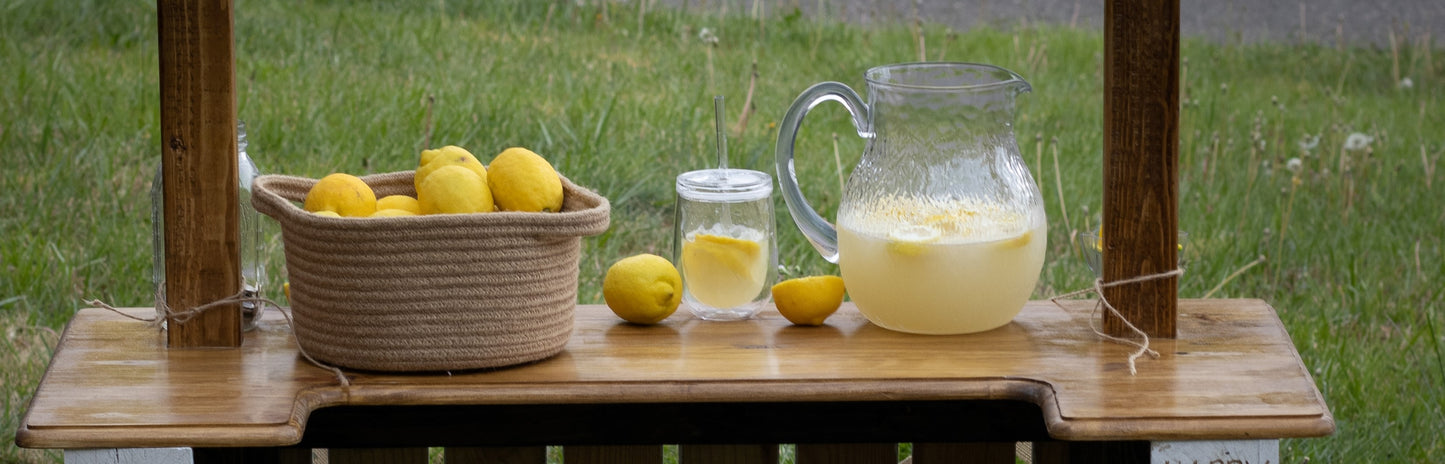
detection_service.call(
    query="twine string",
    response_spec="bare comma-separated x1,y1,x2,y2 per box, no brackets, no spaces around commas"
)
1050,268,1183,375
85,291,351,387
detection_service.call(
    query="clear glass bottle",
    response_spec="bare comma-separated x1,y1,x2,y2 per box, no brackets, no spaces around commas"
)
152,121,265,331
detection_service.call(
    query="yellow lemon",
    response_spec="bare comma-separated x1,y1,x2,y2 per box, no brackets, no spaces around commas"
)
418,145,473,168
771,275,847,326
370,208,418,218
602,254,683,325
886,225,941,257
376,194,421,214
303,173,376,217
415,146,488,193
487,147,563,212
312,210,342,218
680,233,767,309
417,165,494,214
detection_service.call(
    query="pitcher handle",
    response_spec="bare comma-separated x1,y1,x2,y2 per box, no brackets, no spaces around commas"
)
774,81,871,263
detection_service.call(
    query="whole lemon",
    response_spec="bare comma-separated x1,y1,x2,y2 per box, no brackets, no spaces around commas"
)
304,173,377,217
488,147,563,212
771,275,847,326
602,254,683,325
418,145,472,168
376,194,421,214
417,165,494,215
415,146,488,193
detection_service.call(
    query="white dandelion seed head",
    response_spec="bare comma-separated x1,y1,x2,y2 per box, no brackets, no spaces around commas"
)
1298,134,1320,152
699,27,719,44
1399,77,1414,89
1286,157,1303,174
1343,132,1374,151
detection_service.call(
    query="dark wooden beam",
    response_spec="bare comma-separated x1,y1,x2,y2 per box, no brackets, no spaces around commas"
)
158,0,242,347
1102,0,1181,338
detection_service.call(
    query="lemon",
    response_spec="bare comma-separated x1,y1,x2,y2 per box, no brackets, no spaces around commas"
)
415,146,488,193
417,165,495,214
370,208,418,218
680,233,766,309
304,173,377,217
488,147,563,212
772,275,847,326
886,225,941,257
602,254,683,325
376,195,421,214
312,210,342,218
418,145,472,168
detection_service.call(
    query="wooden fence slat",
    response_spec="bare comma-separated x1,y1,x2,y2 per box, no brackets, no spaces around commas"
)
678,444,779,464
1031,441,1151,464
911,442,1015,464
191,448,311,464
328,448,428,464
444,446,548,464
565,445,663,464
795,443,896,464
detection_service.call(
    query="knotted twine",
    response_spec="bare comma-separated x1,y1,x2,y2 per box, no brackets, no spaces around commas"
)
1049,268,1184,375
87,289,352,386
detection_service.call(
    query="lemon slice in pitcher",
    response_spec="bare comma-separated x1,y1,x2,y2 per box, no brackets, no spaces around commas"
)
886,225,942,257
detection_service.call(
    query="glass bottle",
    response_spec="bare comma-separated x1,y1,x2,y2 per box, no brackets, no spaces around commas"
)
152,121,266,331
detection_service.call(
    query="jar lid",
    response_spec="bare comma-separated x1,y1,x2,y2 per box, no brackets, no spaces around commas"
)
676,169,773,202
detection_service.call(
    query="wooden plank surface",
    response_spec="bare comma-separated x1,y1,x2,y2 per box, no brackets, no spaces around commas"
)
16,300,1331,449
1102,0,1182,338
157,0,243,347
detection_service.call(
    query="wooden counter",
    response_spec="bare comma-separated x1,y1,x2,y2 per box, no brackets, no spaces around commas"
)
17,299,1331,456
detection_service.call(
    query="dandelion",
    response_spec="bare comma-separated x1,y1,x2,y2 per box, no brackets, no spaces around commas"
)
699,27,718,45
1399,77,1414,89
1343,132,1374,151
1286,157,1303,174
1298,134,1320,153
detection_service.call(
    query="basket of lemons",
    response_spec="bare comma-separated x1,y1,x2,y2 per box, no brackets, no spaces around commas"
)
252,146,610,372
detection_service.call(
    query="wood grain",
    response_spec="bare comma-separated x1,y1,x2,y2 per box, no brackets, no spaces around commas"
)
16,300,1332,450
445,446,547,464
1102,0,1182,338
677,444,778,464
565,445,661,464
157,0,242,347
795,443,896,464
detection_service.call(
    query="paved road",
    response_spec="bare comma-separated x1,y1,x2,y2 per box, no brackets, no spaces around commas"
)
667,0,1444,49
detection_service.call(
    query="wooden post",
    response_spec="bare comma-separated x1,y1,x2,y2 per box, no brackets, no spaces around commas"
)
158,0,242,348
1102,0,1181,338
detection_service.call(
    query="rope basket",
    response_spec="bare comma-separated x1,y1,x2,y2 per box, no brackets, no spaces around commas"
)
252,171,610,372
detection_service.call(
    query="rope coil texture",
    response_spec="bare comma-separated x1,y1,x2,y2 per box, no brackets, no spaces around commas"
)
252,170,610,372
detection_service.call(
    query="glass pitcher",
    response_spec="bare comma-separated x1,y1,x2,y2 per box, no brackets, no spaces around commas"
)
774,62,1046,335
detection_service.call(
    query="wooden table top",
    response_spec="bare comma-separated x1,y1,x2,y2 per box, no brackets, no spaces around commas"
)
17,299,1332,449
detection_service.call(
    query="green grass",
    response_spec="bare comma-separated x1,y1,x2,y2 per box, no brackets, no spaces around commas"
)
3,0,1443,462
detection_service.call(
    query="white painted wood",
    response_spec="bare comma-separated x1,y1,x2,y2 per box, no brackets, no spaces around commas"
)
1151,440,1279,464
65,448,194,464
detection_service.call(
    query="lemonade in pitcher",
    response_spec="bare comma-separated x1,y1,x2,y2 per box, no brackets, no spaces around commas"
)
836,196,1046,334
